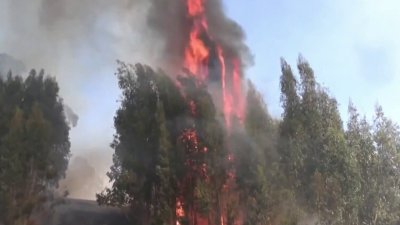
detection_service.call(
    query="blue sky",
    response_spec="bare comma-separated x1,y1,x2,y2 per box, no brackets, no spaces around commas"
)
225,0,400,123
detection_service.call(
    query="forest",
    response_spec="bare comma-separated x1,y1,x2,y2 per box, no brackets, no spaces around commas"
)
1,55,399,225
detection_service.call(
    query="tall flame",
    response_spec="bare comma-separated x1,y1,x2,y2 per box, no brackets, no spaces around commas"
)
217,46,232,129
187,0,206,17
184,21,209,81
178,0,247,224
232,59,245,124
183,0,245,129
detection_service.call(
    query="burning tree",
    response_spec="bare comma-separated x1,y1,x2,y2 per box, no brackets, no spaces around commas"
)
182,0,247,130
97,53,276,225
97,63,231,225
97,0,270,225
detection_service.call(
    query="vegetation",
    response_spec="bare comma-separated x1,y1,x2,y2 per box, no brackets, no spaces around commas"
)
98,57,400,225
0,70,71,225
0,55,399,225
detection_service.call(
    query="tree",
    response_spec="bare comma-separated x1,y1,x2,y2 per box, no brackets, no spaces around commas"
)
278,56,359,224
232,81,279,225
346,102,374,224
98,62,235,225
97,63,164,224
278,58,302,190
370,105,400,225
0,70,71,225
98,57,400,225
153,102,174,225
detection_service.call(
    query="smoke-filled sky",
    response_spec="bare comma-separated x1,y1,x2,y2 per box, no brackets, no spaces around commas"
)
1,0,400,199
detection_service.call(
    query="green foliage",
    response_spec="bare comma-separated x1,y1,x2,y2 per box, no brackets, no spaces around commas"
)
97,62,228,224
100,57,400,225
277,56,400,225
0,70,71,225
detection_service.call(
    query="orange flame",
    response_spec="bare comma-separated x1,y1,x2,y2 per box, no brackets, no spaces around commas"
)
232,59,245,124
188,0,206,17
184,22,209,81
184,0,245,130
184,0,210,82
217,46,233,129
180,0,246,224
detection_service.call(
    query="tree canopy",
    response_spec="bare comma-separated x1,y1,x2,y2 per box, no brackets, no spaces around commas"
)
99,57,400,225
0,70,71,225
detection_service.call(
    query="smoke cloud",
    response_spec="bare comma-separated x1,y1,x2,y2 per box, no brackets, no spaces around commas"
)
58,152,112,200
0,53,26,76
58,156,101,199
147,0,253,73
1,0,251,199
63,105,79,128
1,0,251,88
1,0,155,199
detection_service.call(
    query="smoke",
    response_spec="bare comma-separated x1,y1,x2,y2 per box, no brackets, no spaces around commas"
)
0,53,26,76
1,0,158,108
63,105,79,128
1,0,252,119
58,152,112,200
1,0,252,200
0,53,79,128
1,0,155,200
1,0,252,106
147,0,253,73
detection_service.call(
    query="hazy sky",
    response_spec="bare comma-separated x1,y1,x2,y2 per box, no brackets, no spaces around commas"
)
226,0,400,122
1,0,400,199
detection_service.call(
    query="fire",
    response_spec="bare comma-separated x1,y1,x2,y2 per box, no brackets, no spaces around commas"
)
187,0,206,17
176,199,185,217
183,0,245,129
176,199,185,225
176,0,247,224
232,59,245,123
217,46,232,129
179,129,208,179
184,23,210,81
180,129,199,153
184,0,210,82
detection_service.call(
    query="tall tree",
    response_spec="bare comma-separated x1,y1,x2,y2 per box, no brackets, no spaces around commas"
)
97,63,163,224
278,56,359,224
370,105,400,225
153,102,175,225
98,62,235,225
233,81,279,225
278,58,302,190
0,70,71,225
346,102,382,224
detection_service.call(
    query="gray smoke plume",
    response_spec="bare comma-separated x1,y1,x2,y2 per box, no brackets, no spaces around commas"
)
63,105,79,128
0,53,26,76
147,0,253,73
1,1,155,199
58,156,101,199
1,0,252,199
58,152,111,200
1,0,251,83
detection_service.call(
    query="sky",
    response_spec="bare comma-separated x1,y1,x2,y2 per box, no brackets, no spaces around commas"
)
1,0,400,199
226,0,400,122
